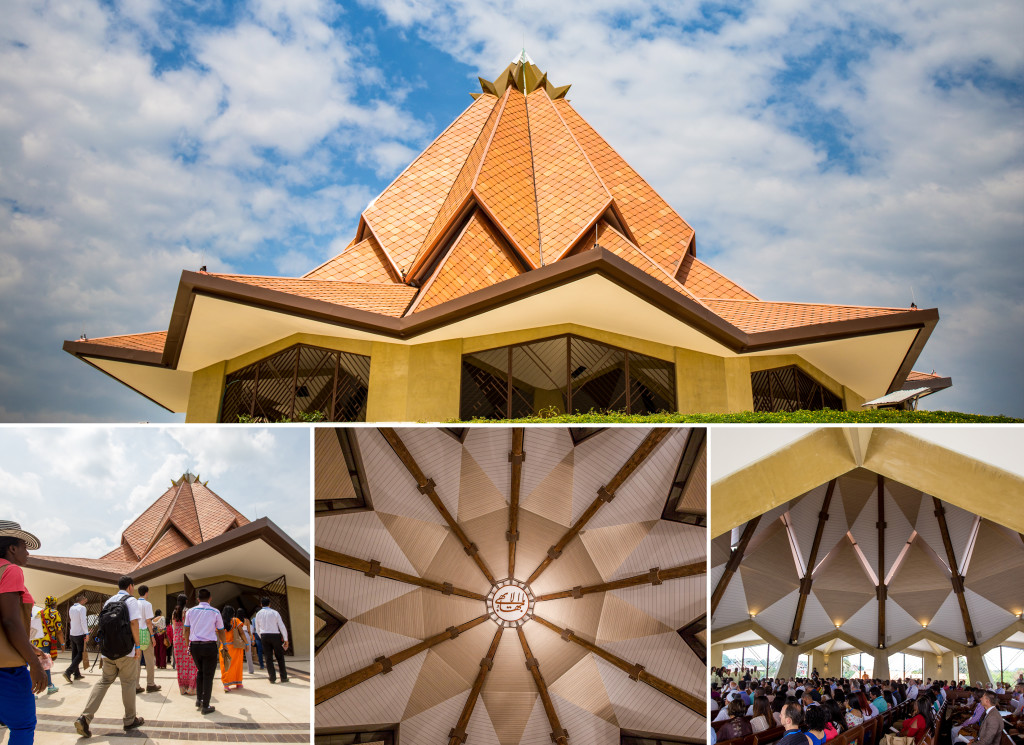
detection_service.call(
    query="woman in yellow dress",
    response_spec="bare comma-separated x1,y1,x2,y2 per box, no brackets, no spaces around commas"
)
218,605,245,691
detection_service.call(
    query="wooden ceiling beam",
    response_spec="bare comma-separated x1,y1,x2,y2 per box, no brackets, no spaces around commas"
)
508,428,525,579
315,614,489,705
877,475,887,649
528,429,669,584
535,561,705,601
933,497,977,646
516,627,569,745
533,614,706,717
315,547,487,601
788,479,836,644
711,515,761,615
379,427,497,584
448,626,503,745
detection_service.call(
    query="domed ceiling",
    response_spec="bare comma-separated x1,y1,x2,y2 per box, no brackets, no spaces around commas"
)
314,426,707,744
711,430,1024,654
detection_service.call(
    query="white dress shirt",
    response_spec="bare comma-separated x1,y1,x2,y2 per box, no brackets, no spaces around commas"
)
253,607,288,642
138,597,154,629
69,602,89,636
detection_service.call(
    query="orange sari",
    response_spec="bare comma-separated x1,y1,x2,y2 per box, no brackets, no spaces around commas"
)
219,617,245,689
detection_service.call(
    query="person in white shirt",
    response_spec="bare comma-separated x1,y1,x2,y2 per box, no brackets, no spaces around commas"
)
74,576,144,737
136,585,161,693
907,680,919,699
252,597,289,684
62,594,89,684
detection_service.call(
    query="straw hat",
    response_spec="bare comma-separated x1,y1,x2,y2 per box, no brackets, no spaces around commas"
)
0,520,41,551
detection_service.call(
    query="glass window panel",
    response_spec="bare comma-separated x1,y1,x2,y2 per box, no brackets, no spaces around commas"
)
511,338,568,416
843,653,874,680
796,654,810,678
628,353,676,414
460,347,510,419
334,351,370,422
751,366,842,412
570,336,626,414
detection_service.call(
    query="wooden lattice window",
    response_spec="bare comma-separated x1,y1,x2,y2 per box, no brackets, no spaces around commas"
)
220,343,370,422
460,334,675,419
751,365,842,412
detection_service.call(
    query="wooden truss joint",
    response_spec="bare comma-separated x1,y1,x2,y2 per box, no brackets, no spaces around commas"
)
547,546,562,560
416,478,436,494
597,485,615,503
375,655,393,674
442,582,454,596
570,585,583,599
447,626,461,639
628,663,646,681
506,530,519,541
364,559,381,578
448,727,468,743
508,451,525,464
649,567,663,585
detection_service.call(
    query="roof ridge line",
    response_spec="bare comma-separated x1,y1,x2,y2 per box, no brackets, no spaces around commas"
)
301,235,358,279
702,297,916,311
523,87,544,266
681,254,760,302
137,479,189,561
133,522,190,572
405,207,481,315
195,480,250,529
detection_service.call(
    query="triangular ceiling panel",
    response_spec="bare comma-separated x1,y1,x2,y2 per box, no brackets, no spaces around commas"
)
423,531,493,597
520,450,574,527
711,532,733,569
570,427,650,524
392,427,464,518
402,650,473,722
750,501,792,541
401,689,473,745
885,597,928,645
921,591,968,645
377,511,449,577
593,655,703,736
751,588,800,644
316,648,427,728
963,588,1018,642
595,592,673,643
611,573,705,631
463,428,512,502
430,620,496,685
604,631,703,701
456,449,508,523
578,521,657,581
314,619,421,695
355,429,443,525
317,511,419,576
965,521,1024,616
740,520,801,614
835,596,879,646
838,469,877,527
525,87,610,263
534,595,606,641
887,478,924,527
812,536,876,626
783,482,840,572
712,567,748,628
520,428,574,499
888,537,951,625
474,89,541,264
548,654,619,727
587,428,686,530
530,531,604,599
465,698,502,745
798,591,838,644
549,692,621,744
315,561,418,621
362,95,497,274
520,618,591,686
612,520,705,580
516,695,558,745
881,490,916,578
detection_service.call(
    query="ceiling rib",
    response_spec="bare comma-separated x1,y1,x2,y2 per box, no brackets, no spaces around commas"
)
447,626,503,745
711,515,761,615
515,626,569,745
379,427,497,584
932,497,977,646
315,547,487,601
527,428,669,584
534,561,705,601
314,614,489,705
508,428,525,579
789,479,835,644
877,475,886,649
532,614,706,717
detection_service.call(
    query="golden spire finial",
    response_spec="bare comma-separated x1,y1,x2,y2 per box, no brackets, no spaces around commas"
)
471,55,570,100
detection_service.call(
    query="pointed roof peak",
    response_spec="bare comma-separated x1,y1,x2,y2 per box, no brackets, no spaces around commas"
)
475,56,570,100
174,471,200,485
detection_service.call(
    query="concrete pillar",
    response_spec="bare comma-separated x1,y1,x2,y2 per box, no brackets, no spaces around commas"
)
366,342,411,421
812,650,827,677
776,648,798,679
185,361,227,423
674,349,731,413
965,648,988,686
404,340,463,421
710,644,724,667
873,649,891,680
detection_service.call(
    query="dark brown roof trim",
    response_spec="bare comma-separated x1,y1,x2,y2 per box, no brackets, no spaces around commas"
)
63,248,938,373
886,321,938,395
26,518,309,584
900,375,952,393
59,354,176,413
61,341,164,366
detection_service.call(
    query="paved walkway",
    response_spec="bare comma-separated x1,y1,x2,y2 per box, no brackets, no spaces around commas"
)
3,659,311,744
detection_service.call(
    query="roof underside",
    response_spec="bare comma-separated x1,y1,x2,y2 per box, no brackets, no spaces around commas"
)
315,427,707,741
68,60,940,387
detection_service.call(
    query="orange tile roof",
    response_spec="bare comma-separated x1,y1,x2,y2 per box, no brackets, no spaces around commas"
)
527,89,610,263
554,98,695,276
35,555,137,574
122,484,178,559
80,331,167,353
595,222,704,305
676,253,758,300
475,89,541,265
304,235,396,283
136,527,191,567
362,95,498,274
414,211,523,312
906,370,942,381
209,274,417,316
702,299,911,334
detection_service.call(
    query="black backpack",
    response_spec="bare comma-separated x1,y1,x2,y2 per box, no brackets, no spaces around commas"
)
95,596,134,660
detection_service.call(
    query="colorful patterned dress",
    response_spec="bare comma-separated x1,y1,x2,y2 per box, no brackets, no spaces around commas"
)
168,617,197,689
219,617,245,690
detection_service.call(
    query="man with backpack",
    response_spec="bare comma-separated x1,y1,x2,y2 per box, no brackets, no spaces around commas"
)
73,576,145,737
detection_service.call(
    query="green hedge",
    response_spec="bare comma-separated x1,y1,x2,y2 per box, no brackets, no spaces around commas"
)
453,410,1022,424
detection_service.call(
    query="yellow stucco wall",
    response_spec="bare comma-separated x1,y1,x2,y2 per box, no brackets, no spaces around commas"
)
186,326,852,422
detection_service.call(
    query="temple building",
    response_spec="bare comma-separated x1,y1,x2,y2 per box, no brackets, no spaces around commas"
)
24,472,311,656
710,428,1024,686
314,426,706,744
65,55,947,422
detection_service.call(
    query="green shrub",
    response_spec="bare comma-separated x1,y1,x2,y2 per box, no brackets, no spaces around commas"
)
452,410,1021,424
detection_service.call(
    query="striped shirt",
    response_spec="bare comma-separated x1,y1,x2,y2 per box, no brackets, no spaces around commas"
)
183,602,224,642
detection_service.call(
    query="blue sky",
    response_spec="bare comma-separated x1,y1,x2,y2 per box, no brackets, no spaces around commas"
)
1,0,1021,420
0,426,310,555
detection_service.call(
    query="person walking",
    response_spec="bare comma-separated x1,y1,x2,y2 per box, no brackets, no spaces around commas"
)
167,595,195,696
73,575,145,737
62,594,88,685
240,613,255,675
135,585,161,694
152,609,168,669
183,588,225,714
218,606,245,692
0,523,48,745
252,597,288,684
33,595,64,694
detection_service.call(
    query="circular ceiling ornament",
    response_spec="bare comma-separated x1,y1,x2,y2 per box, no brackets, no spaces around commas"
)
486,578,534,627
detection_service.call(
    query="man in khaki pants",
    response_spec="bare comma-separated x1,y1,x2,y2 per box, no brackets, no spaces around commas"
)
74,576,145,737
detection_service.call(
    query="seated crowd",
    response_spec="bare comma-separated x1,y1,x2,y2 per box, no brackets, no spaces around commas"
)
709,667,1024,745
